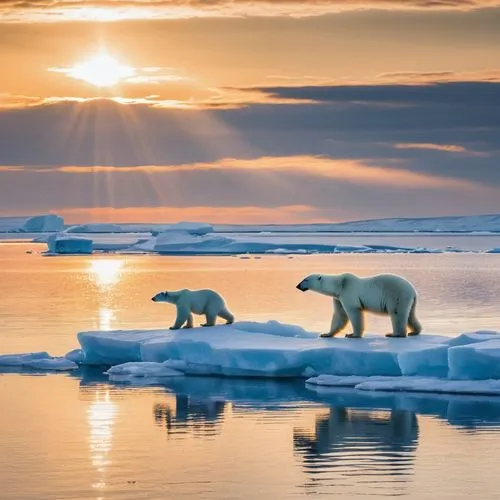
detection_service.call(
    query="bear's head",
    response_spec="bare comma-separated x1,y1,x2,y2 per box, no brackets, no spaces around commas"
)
151,291,175,303
296,274,325,292
296,274,343,297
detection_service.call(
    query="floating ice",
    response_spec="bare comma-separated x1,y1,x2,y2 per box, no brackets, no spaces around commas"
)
128,231,445,256
45,234,93,255
75,321,500,391
0,352,78,371
78,321,443,377
151,222,214,236
0,214,64,233
105,361,184,378
305,374,500,396
21,214,64,232
65,348,85,364
449,340,500,380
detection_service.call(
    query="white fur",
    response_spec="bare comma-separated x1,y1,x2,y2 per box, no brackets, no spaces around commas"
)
152,289,234,330
296,272,422,338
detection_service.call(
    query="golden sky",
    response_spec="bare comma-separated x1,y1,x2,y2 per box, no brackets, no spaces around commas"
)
0,2,499,223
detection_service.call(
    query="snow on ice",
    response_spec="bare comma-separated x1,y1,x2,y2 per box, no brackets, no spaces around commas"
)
4,321,500,395
72,321,500,394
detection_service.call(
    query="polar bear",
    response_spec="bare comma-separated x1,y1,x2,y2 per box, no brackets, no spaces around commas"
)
296,273,422,338
151,289,235,330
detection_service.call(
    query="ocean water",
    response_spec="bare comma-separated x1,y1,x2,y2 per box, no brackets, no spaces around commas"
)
1,242,500,499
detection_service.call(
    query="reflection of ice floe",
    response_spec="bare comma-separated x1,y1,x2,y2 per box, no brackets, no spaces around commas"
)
154,394,227,439
294,407,418,495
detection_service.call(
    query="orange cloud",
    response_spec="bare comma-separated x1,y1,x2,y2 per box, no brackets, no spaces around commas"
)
58,205,331,224
54,155,478,190
1,1,499,23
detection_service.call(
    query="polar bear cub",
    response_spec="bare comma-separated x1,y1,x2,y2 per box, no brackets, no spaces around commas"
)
296,272,422,338
152,289,235,330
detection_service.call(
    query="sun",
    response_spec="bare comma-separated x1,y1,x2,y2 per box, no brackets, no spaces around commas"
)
68,51,135,87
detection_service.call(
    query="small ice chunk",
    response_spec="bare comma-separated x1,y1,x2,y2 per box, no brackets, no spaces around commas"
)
355,377,500,396
0,352,51,366
65,348,85,364
105,361,184,378
0,352,77,371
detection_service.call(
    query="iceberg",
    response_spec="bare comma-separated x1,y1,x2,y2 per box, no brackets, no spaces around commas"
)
0,352,78,371
0,214,64,233
45,234,93,254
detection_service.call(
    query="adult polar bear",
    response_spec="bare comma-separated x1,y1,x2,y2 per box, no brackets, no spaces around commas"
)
152,289,234,330
296,273,422,338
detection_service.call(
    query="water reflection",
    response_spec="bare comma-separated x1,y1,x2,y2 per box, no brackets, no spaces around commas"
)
87,389,117,496
88,259,124,288
99,307,115,331
153,394,227,438
87,259,124,332
293,408,418,494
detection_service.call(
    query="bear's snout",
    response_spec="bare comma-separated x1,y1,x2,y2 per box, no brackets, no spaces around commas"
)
151,296,157,302
296,281,308,292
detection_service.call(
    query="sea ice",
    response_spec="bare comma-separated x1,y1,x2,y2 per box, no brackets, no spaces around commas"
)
75,321,500,393
20,214,64,232
105,361,184,378
0,352,78,371
45,234,93,254
305,374,500,395
0,214,64,233
128,230,445,256
78,321,447,377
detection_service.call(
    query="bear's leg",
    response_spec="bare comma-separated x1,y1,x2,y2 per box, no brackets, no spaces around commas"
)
170,306,190,330
386,306,409,338
344,307,364,338
407,298,422,336
201,309,217,327
182,313,194,329
320,299,348,338
218,307,235,325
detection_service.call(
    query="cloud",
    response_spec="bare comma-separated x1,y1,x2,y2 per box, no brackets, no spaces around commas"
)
394,143,488,156
254,81,500,107
57,205,330,224
2,0,500,22
1,156,498,222
49,61,189,87
0,79,498,189
31,155,477,191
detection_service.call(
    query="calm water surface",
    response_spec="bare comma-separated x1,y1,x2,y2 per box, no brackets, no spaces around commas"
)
1,242,500,499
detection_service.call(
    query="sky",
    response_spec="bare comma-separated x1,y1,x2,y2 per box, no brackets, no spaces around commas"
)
1,1,499,224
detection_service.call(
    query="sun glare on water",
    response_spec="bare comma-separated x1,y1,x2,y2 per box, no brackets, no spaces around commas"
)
68,52,135,87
